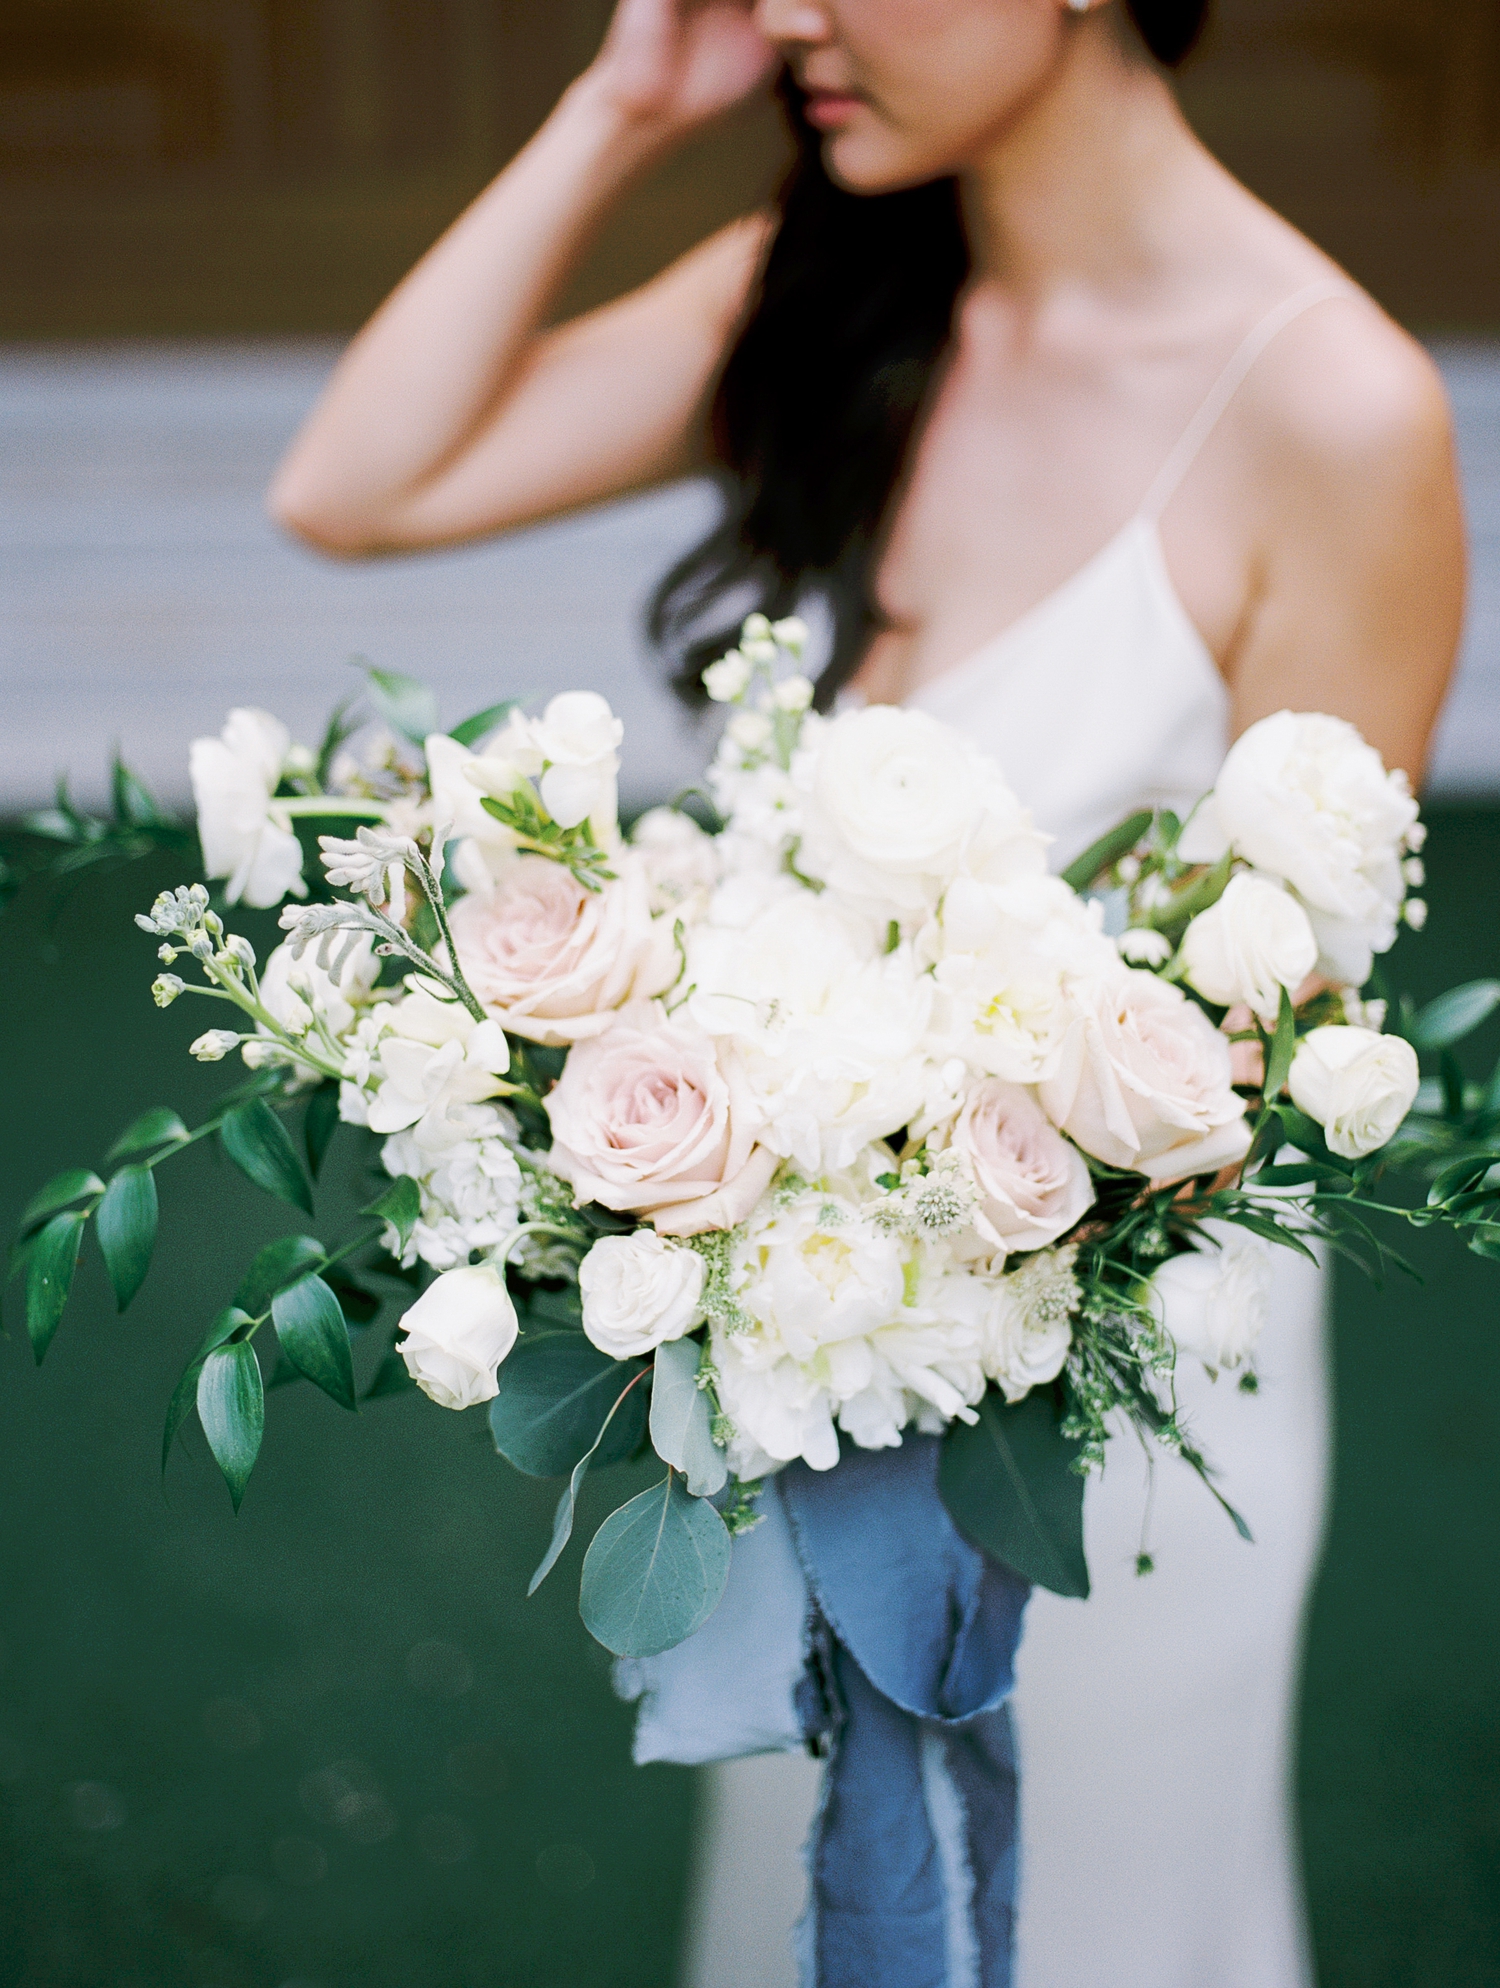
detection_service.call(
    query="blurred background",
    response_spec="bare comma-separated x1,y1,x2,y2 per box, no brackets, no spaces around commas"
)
1,3,1499,1986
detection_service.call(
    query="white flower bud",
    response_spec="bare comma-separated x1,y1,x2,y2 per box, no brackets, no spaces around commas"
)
158,944,178,964
741,638,779,665
1402,857,1425,887
283,743,317,777
1118,927,1172,967
1180,873,1318,1020
227,934,257,969
772,675,814,713
1288,1025,1420,1159
1404,821,1427,852
727,711,773,753
702,650,753,703
152,974,185,1007
1402,897,1428,931
189,932,215,959
770,616,810,655
190,1029,241,1062
397,1261,519,1410
741,613,772,641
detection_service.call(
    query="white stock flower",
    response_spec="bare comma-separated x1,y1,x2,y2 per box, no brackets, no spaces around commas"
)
773,675,815,713
318,825,419,908
1179,711,1418,985
359,990,511,1145
190,1029,240,1062
1287,1025,1420,1159
189,708,307,909
1152,1222,1271,1372
396,1261,519,1410
579,1232,706,1358
380,1113,522,1270
793,706,1046,913
489,693,623,831
703,650,752,702
1181,873,1319,1019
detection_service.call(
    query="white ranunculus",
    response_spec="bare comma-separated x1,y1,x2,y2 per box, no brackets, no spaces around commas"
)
1287,1025,1420,1159
579,1232,706,1358
396,1261,518,1410
1039,967,1251,1185
792,705,1046,912
488,692,623,832
189,708,307,908
1151,1222,1271,1372
1179,711,1417,985
1181,873,1318,1020
360,991,511,1146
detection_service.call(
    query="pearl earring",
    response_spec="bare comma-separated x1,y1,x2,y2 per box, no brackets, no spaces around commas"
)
1066,0,1093,11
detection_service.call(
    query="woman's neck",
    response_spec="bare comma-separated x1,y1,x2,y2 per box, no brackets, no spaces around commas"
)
959,24,1220,306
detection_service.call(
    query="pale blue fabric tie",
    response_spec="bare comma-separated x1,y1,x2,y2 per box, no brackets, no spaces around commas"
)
618,1434,1031,1987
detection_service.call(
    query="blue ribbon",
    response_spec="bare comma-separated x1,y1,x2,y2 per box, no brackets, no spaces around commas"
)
618,1434,1031,1987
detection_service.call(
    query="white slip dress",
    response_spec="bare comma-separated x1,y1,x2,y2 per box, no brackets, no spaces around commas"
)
682,281,1351,1988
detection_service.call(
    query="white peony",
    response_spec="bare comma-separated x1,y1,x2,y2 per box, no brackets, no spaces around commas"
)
1180,873,1319,1020
1151,1222,1271,1371
793,705,1047,913
1179,711,1417,985
396,1261,518,1410
578,1232,706,1359
380,1113,522,1271
1287,1025,1420,1159
189,708,306,908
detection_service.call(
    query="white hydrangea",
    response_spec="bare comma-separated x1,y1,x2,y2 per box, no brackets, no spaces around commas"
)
381,1110,524,1270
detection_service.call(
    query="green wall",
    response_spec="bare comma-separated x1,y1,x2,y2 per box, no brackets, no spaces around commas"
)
2,814,1499,1986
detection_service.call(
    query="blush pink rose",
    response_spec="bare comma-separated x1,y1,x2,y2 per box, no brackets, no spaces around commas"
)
545,1004,776,1235
949,1079,1095,1255
1038,969,1251,1185
449,853,672,1046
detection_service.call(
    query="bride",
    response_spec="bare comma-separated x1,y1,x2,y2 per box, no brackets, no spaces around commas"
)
270,2,1465,1982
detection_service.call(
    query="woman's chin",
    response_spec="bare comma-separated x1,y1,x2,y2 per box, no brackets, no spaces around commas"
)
821,129,951,197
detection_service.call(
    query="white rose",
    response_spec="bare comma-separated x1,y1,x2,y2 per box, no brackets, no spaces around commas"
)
1181,873,1318,1020
1151,1222,1271,1371
793,705,1046,911
1287,1025,1420,1159
1180,712,1417,985
579,1232,706,1359
1039,967,1251,1184
976,1246,1079,1401
396,1261,518,1410
941,1080,1094,1256
189,707,307,909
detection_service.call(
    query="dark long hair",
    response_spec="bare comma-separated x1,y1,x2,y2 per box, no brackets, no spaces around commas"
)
651,0,1212,706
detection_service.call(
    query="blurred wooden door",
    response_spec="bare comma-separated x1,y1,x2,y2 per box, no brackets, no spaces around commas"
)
0,0,1496,336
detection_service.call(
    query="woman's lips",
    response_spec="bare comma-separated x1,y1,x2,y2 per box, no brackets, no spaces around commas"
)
803,91,864,130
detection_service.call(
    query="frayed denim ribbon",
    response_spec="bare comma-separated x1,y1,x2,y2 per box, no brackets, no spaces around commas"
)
618,1435,1030,1987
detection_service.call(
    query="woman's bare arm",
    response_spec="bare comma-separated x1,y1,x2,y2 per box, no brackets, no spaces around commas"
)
1226,308,1466,783
268,1,776,555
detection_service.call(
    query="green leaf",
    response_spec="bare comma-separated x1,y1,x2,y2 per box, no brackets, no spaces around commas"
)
110,756,167,829
96,1166,158,1311
1262,986,1297,1103
528,1369,650,1598
1059,811,1154,893
578,1474,732,1658
25,1209,88,1364
106,1107,189,1162
1162,847,1234,929
1466,1225,1500,1263
939,1388,1090,1598
220,1100,313,1213
488,1333,647,1477
162,1308,250,1474
1441,1050,1466,1122
448,700,521,749
648,1337,727,1499
1427,1153,1500,1207
325,1272,381,1326
1410,980,1500,1053
303,1085,341,1179
1277,1103,1355,1175
1220,1207,1320,1261
1254,1161,1349,1188
361,662,440,745
232,1234,326,1317
197,1341,265,1511
1242,1107,1284,1179
364,1347,418,1400
272,1274,356,1412
364,1175,420,1253
21,1168,103,1236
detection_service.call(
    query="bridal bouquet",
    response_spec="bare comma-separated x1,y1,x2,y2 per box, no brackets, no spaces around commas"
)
12,624,1500,1655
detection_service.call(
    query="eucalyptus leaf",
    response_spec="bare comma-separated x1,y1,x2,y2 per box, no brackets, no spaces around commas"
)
272,1274,356,1412
489,1333,647,1477
162,1308,250,1474
197,1341,265,1511
364,1175,420,1254
578,1474,732,1658
106,1107,189,1163
362,662,440,745
938,1387,1089,1598
303,1085,341,1179
21,1168,103,1236
1410,980,1500,1053
220,1100,313,1213
25,1209,88,1364
648,1338,728,1498
527,1368,650,1598
96,1165,158,1312
233,1234,327,1317
448,699,522,749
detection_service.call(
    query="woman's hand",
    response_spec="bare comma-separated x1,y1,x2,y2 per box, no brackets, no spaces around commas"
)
589,0,780,139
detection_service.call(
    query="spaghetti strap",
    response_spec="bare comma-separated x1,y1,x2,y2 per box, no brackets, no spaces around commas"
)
1139,277,1360,521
